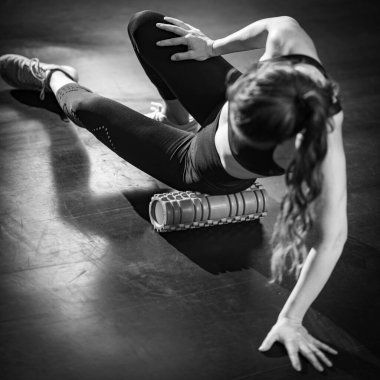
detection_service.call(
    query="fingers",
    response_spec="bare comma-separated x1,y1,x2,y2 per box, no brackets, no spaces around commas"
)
258,323,337,373
299,342,324,372
258,332,277,352
300,339,336,372
313,348,333,368
156,23,187,36
163,16,191,30
157,37,187,47
312,337,338,355
171,51,195,61
284,341,302,372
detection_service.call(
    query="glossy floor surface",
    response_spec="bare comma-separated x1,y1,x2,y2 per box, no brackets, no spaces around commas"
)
0,0,379,379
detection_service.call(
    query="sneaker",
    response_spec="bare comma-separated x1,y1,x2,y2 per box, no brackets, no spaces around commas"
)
0,54,78,100
145,102,200,133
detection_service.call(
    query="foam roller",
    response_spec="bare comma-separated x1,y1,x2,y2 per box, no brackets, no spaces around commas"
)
149,184,267,232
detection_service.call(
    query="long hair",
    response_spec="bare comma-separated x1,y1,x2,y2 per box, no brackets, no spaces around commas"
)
226,61,339,282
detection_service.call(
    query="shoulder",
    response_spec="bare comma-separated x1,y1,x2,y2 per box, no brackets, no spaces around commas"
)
261,16,320,62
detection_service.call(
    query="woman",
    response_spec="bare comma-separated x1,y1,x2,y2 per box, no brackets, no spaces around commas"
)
0,10,347,372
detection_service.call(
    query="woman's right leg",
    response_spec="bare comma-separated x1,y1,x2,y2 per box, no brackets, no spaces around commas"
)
128,10,241,127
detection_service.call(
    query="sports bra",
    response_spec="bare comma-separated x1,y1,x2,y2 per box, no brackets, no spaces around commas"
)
228,54,342,176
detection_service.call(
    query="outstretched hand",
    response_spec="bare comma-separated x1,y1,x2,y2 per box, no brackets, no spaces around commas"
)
156,17,214,61
259,317,338,372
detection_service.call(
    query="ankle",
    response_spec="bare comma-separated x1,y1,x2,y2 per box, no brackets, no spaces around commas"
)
49,70,76,95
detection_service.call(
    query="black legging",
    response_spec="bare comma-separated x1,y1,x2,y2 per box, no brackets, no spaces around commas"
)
56,10,255,194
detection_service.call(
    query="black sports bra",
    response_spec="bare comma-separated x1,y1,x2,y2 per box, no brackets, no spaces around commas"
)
228,54,342,176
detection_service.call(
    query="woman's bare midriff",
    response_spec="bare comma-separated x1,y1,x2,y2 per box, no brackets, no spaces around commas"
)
214,101,263,179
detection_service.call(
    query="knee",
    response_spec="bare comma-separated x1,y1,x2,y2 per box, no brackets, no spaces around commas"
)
128,10,164,39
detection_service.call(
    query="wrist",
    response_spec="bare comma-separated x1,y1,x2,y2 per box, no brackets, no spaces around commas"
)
208,39,216,57
277,314,303,325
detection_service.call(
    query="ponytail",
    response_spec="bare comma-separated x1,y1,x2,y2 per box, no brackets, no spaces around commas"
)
224,60,340,282
270,87,335,282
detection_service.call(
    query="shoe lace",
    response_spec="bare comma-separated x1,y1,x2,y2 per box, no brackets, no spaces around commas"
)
29,58,48,100
148,102,198,132
149,102,165,120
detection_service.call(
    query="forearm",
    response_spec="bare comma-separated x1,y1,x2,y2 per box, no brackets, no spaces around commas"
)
211,16,296,56
278,232,347,322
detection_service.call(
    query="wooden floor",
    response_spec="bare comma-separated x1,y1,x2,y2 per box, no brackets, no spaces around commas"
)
0,0,379,379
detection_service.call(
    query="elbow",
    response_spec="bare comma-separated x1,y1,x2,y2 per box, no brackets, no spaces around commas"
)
330,222,348,252
278,16,300,27
270,16,302,44
330,212,348,249
316,222,348,252
315,229,347,260
335,228,348,250
338,213,348,245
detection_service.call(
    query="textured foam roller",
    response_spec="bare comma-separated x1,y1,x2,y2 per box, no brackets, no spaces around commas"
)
149,184,267,232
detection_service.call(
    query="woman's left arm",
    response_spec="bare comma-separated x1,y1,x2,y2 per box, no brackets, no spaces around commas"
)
259,111,347,372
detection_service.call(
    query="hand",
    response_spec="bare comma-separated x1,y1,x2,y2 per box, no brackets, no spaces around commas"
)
259,317,338,372
156,17,214,61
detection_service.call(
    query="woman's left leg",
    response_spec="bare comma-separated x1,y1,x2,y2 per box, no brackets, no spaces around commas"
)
52,77,195,190
0,53,252,194
0,53,222,191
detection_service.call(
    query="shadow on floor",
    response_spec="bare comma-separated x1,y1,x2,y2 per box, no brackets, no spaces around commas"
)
11,89,269,277
11,89,68,120
121,184,269,275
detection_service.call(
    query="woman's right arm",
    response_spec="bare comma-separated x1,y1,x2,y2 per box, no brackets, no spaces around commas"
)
213,17,301,55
